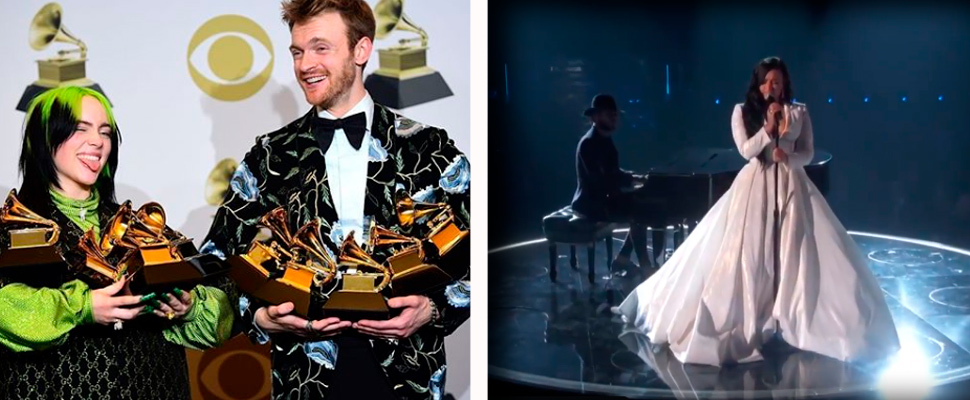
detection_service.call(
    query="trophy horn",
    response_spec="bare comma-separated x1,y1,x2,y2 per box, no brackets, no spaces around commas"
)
368,224,420,251
291,219,337,281
395,192,449,228
134,202,166,234
338,232,392,292
259,207,294,245
99,201,132,253
0,189,60,244
204,158,238,206
121,202,168,247
374,0,428,47
29,3,87,59
78,228,119,283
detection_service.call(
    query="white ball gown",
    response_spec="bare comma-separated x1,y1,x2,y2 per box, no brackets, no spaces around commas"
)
616,102,900,366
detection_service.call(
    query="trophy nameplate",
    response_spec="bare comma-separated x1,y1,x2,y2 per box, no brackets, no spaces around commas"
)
364,0,452,108
9,228,49,248
36,58,91,87
374,47,434,79
0,189,65,270
322,272,390,321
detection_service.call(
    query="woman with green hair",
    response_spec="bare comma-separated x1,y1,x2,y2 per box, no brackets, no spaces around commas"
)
0,86,236,399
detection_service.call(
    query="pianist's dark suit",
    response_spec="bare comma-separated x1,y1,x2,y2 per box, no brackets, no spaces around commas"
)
571,127,636,221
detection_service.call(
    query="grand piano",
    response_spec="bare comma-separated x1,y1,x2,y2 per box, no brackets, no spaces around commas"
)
627,147,832,262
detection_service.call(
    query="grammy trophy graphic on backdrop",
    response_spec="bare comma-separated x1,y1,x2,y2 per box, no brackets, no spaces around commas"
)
187,15,274,102
365,0,453,108
17,2,108,112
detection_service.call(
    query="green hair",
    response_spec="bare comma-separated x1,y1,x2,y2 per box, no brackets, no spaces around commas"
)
24,86,117,157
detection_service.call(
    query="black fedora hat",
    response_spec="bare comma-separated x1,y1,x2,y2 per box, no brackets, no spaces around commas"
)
583,94,622,116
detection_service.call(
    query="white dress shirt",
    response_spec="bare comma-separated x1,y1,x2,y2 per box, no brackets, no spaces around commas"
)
317,93,374,244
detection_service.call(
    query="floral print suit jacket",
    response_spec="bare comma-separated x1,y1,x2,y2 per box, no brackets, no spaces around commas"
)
200,103,471,399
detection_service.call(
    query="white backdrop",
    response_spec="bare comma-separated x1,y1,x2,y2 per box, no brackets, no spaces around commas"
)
0,1,470,399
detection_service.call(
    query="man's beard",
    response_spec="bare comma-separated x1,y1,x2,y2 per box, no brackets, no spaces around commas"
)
317,57,357,110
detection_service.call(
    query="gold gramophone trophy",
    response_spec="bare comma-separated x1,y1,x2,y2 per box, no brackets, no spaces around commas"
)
363,0,453,108
324,231,392,320
376,191,469,296
0,189,64,269
229,208,340,318
230,207,395,320
17,3,108,111
77,201,224,292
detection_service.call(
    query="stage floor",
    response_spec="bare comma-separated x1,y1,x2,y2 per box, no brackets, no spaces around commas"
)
488,230,970,398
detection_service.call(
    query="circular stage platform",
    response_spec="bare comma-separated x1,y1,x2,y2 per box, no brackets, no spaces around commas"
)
488,231,970,398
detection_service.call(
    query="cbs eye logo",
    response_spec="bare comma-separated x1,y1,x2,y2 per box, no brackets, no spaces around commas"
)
192,338,272,399
188,15,273,101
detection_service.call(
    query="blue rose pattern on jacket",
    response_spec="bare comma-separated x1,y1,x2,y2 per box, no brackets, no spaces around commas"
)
303,340,338,370
230,161,259,202
444,281,470,308
439,155,470,194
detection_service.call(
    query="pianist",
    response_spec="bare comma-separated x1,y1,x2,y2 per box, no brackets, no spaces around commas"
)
571,94,650,270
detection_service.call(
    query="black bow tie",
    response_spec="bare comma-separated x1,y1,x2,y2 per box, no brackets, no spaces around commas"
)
311,112,367,152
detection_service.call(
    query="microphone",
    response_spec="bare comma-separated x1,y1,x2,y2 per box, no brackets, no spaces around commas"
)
766,95,782,140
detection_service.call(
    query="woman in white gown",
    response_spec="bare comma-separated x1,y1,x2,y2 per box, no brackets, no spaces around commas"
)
616,57,900,366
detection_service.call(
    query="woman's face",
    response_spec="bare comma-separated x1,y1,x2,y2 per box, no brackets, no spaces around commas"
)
52,96,113,196
760,69,784,100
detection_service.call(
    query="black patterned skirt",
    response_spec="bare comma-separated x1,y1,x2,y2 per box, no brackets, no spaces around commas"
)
1,322,190,400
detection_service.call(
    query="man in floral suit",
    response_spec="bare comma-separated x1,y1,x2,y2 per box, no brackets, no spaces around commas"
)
200,1,470,399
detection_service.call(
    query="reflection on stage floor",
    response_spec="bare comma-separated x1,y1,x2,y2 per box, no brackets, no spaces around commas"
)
489,230,970,398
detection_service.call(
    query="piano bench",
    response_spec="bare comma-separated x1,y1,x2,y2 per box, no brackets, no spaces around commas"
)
542,207,617,283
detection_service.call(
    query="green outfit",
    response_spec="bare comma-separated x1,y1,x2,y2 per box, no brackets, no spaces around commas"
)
0,281,232,352
0,191,237,399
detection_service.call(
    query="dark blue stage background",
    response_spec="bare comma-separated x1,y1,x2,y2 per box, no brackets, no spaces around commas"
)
488,0,970,249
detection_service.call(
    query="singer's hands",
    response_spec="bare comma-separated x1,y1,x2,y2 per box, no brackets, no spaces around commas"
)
772,147,788,163
766,102,784,135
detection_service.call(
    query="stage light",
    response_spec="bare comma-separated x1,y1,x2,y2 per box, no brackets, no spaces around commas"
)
827,97,833,103
715,98,720,104
665,64,669,95
864,97,869,103
938,95,943,101
902,96,908,102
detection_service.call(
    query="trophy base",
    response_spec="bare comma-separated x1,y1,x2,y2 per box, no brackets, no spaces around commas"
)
321,291,390,321
390,264,453,297
435,231,471,280
0,244,64,269
127,257,215,294
17,82,109,112
364,70,453,109
228,255,315,318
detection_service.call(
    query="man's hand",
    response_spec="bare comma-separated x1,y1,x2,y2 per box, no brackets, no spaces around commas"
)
254,302,352,338
354,296,433,339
